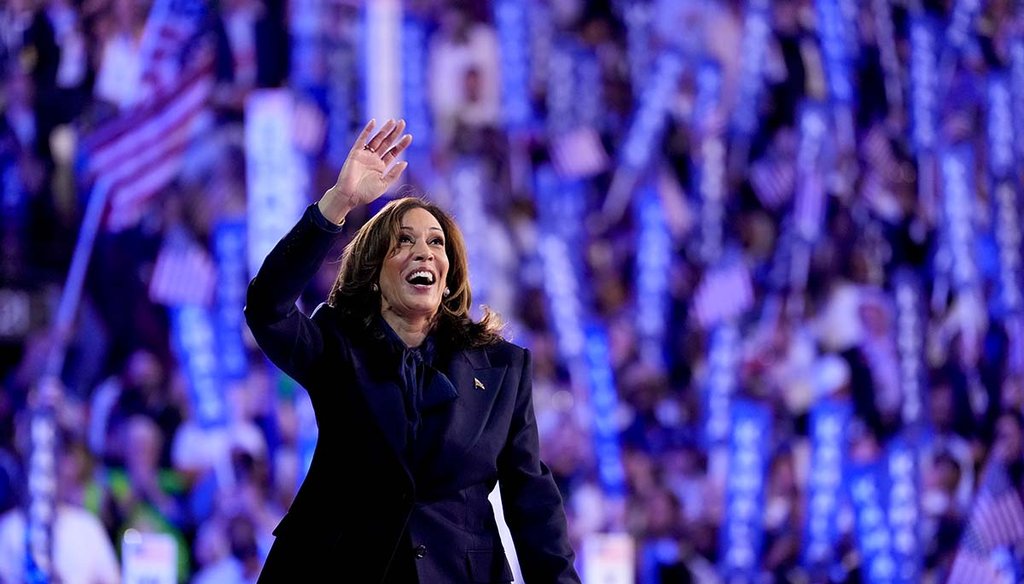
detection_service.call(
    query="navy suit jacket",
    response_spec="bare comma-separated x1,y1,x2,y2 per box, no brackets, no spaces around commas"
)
244,205,580,583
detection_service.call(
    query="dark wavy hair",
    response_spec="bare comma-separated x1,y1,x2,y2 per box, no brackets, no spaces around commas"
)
327,196,504,348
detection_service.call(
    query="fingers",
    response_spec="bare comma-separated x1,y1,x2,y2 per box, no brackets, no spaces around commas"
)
382,134,413,165
361,118,412,153
352,119,376,152
382,160,409,187
365,119,397,152
379,119,406,151
352,119,412,191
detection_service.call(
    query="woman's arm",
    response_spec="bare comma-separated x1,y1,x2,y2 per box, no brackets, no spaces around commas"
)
243,203,344,388
244,119,412,387
497,349,582,583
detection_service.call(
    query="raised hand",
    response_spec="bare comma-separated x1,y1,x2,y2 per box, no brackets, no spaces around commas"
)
319,119,414,223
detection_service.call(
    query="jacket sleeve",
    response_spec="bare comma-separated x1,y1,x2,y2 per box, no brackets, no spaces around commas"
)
243,203,344,389
497,349,581,583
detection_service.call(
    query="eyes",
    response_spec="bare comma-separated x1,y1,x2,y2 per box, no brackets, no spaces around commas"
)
397,233,445,247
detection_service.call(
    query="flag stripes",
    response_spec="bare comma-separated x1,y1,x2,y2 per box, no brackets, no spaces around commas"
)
946,461,1024,583
693,262,754,329
550,126,610,180
83,58,213,231
149,238,216,307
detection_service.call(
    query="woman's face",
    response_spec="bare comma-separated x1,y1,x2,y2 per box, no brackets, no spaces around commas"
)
379,207,450,323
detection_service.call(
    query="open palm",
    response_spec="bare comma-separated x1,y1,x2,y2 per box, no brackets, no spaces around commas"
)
331,119,414,208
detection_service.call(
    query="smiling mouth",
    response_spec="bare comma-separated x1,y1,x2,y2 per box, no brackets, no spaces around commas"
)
405,270,436,287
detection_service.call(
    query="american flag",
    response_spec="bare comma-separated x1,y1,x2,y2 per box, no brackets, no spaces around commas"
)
860,125,905,209
149,235,216,307
137,0,210,101
945,531,1002,584
861,126,901,179
693,261,755,329
946,461,1024,584
82,0,213,232
749,156,795,210
549,126,610,180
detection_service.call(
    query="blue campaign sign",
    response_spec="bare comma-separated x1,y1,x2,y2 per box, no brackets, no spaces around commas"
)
325,32,357,168
451,159,491,317
1011,38,1024,167
943,0,983,61
575,49,603,130
536,164,623,499
886,438,921,583
892,270,927,429
538,233,585,365
692,61,726,264
909,16,939,154
991,179,1023,316
692,61,723,135
803,400,852,572
939,143,980,293
720,400,771,582
703,324,740,448
545,39,580,136
815,0,853,105
213,219,248,382
401,16,432,151
245,90,309,278
494,0,533,130
849,460,896,584
288,0,322,89
731,0,771,137
987,75,1015,181
540,39,602,134
583,324,626,498
620,51,685,172
624,1,654,98
535,166,588,366
986,74,1024,317
634,184,670,371
794,102,829,242
171,305,227,428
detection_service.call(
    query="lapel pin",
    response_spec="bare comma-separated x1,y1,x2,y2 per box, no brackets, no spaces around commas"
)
474,377,486,391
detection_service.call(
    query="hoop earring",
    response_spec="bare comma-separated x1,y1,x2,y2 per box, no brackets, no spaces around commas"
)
371,283,379,292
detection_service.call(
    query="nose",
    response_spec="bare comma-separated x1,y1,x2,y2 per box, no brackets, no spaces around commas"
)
412,238,433,260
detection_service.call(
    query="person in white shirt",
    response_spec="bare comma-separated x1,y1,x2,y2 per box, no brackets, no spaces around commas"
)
0,428,120,584
0,504,121,584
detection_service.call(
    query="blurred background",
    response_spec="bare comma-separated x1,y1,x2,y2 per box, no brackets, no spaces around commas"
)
2,0,1024,582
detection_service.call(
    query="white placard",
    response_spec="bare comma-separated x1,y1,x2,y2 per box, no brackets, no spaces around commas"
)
122,529,177,584
583,533,635,584
245,89,309,278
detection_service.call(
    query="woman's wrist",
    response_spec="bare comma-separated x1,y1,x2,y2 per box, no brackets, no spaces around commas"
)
318,188,358,225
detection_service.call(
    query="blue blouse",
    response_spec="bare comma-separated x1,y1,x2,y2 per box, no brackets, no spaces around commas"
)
378,318,459,463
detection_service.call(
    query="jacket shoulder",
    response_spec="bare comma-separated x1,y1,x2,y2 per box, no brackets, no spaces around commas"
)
476,338,527,368
310,301,334,322
309,302,357,346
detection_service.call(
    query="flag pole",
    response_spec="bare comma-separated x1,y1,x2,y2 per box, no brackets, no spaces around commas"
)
26,177,111,584
45,177,112,377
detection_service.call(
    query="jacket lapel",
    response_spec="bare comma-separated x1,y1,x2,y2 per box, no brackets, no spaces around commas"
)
421,367,459,409
348,339,507,487
424,348,507,481
350,346,412,482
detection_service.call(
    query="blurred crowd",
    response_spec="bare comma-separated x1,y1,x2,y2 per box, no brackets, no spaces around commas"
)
2,0,1024,582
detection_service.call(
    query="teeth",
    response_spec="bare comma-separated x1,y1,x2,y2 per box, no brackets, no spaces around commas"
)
407,270,434,284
